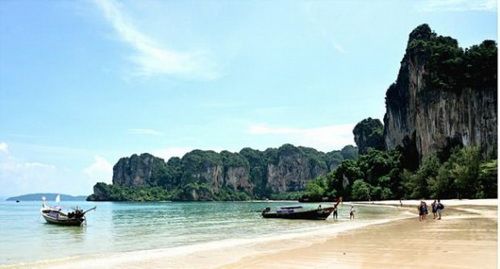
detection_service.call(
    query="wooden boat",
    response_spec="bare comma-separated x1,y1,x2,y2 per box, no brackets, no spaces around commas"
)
41,196,96,226
262,206,336,220
262,198,342,220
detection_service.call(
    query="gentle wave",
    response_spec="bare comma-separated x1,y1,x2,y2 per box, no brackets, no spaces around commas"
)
0,201,409,266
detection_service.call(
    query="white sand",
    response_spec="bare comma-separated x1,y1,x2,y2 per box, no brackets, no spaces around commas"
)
2,199,497,269
355,198,498,207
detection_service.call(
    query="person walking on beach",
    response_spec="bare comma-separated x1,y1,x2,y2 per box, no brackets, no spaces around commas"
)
431,200,438,219
423,201,428,219
418,201,428,221
436,200,444,220
349,205,355,220
333,207,338,220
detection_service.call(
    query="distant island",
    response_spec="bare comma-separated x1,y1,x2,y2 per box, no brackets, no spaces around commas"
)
88,24,497,202
6,193,87,201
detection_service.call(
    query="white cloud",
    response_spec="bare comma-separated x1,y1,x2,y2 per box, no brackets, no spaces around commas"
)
0,143,105,196
128,128,163,136
94,0,219,80
248,123,356,151
84,155,113,183
0,160,56,174
0,151,59,196
0,142,8,154
418,0,496,12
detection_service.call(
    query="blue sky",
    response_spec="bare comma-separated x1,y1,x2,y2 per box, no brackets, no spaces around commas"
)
0,0,497,196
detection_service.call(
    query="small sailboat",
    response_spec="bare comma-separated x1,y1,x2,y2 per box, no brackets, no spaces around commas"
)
41,195,96,226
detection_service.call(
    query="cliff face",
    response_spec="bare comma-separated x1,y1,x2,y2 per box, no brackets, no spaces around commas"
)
266,145,327,192
113,153,166,187
353,118,385,154
93,144,355,201
90,182,112,201
224,167,252,191
384,24,497,163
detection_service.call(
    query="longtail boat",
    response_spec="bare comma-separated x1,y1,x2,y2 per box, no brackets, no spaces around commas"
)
261,197,342,220
40,196,96,226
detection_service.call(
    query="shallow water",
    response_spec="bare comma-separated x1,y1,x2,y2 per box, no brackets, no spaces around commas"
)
0,200,402,265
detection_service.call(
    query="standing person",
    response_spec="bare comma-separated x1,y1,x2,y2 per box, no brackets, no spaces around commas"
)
437,199,444,220
431,200,437,219
333,207,338,220
417,202,422,221
349,205,355,220
423,201,429,220
418,201,426,221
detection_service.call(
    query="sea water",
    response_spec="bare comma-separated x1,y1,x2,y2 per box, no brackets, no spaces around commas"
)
0,200,404,265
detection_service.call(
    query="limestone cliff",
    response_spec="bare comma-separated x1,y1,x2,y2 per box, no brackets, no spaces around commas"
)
90,144,357,201
221,151,253,192
353,118,385,154
266,145,328,192
112,153,167,187
384,24,497,164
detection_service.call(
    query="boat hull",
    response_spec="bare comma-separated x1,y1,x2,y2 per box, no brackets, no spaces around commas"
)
41,210,85,226
262,207,334,220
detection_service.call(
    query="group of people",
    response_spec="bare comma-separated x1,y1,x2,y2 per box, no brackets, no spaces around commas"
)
331,205,356,220
418,199,444,221
328,200,444,222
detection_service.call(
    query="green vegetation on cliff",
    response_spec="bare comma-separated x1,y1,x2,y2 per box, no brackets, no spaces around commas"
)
88,183,171,201
88,24,497,203
88,143,359,201
407,24,497,92
303,146,497,201
406,147,497,199
303,149,403,201
353,118,385,154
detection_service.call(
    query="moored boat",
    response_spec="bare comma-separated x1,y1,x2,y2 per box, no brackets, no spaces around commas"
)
261,197,342,220
261,206,335,220
40,196,96,226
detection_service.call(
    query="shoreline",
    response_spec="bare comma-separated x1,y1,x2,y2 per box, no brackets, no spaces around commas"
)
353,198,498,206
223,206,497,269
2,199,497,269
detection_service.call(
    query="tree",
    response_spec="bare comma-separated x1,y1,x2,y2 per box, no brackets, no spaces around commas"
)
340,145,359,160
401,154,440,199
351,180,372,200
329,159,363,199
428,164,454,199
449,147,481,198
477,160,498,198
304,176,327,200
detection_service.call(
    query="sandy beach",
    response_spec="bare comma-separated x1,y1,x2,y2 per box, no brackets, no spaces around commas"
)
222,201,498,269
3,199,497,269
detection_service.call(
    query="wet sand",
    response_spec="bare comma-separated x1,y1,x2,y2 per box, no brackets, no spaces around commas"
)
3,200,497,269
222,204,497,269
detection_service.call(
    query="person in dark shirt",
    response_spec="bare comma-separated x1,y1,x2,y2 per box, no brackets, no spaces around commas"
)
431,200,437,219
418,201,428,221
436,200,444,220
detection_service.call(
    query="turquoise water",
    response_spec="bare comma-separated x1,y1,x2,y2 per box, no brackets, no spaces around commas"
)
0,200,399,265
